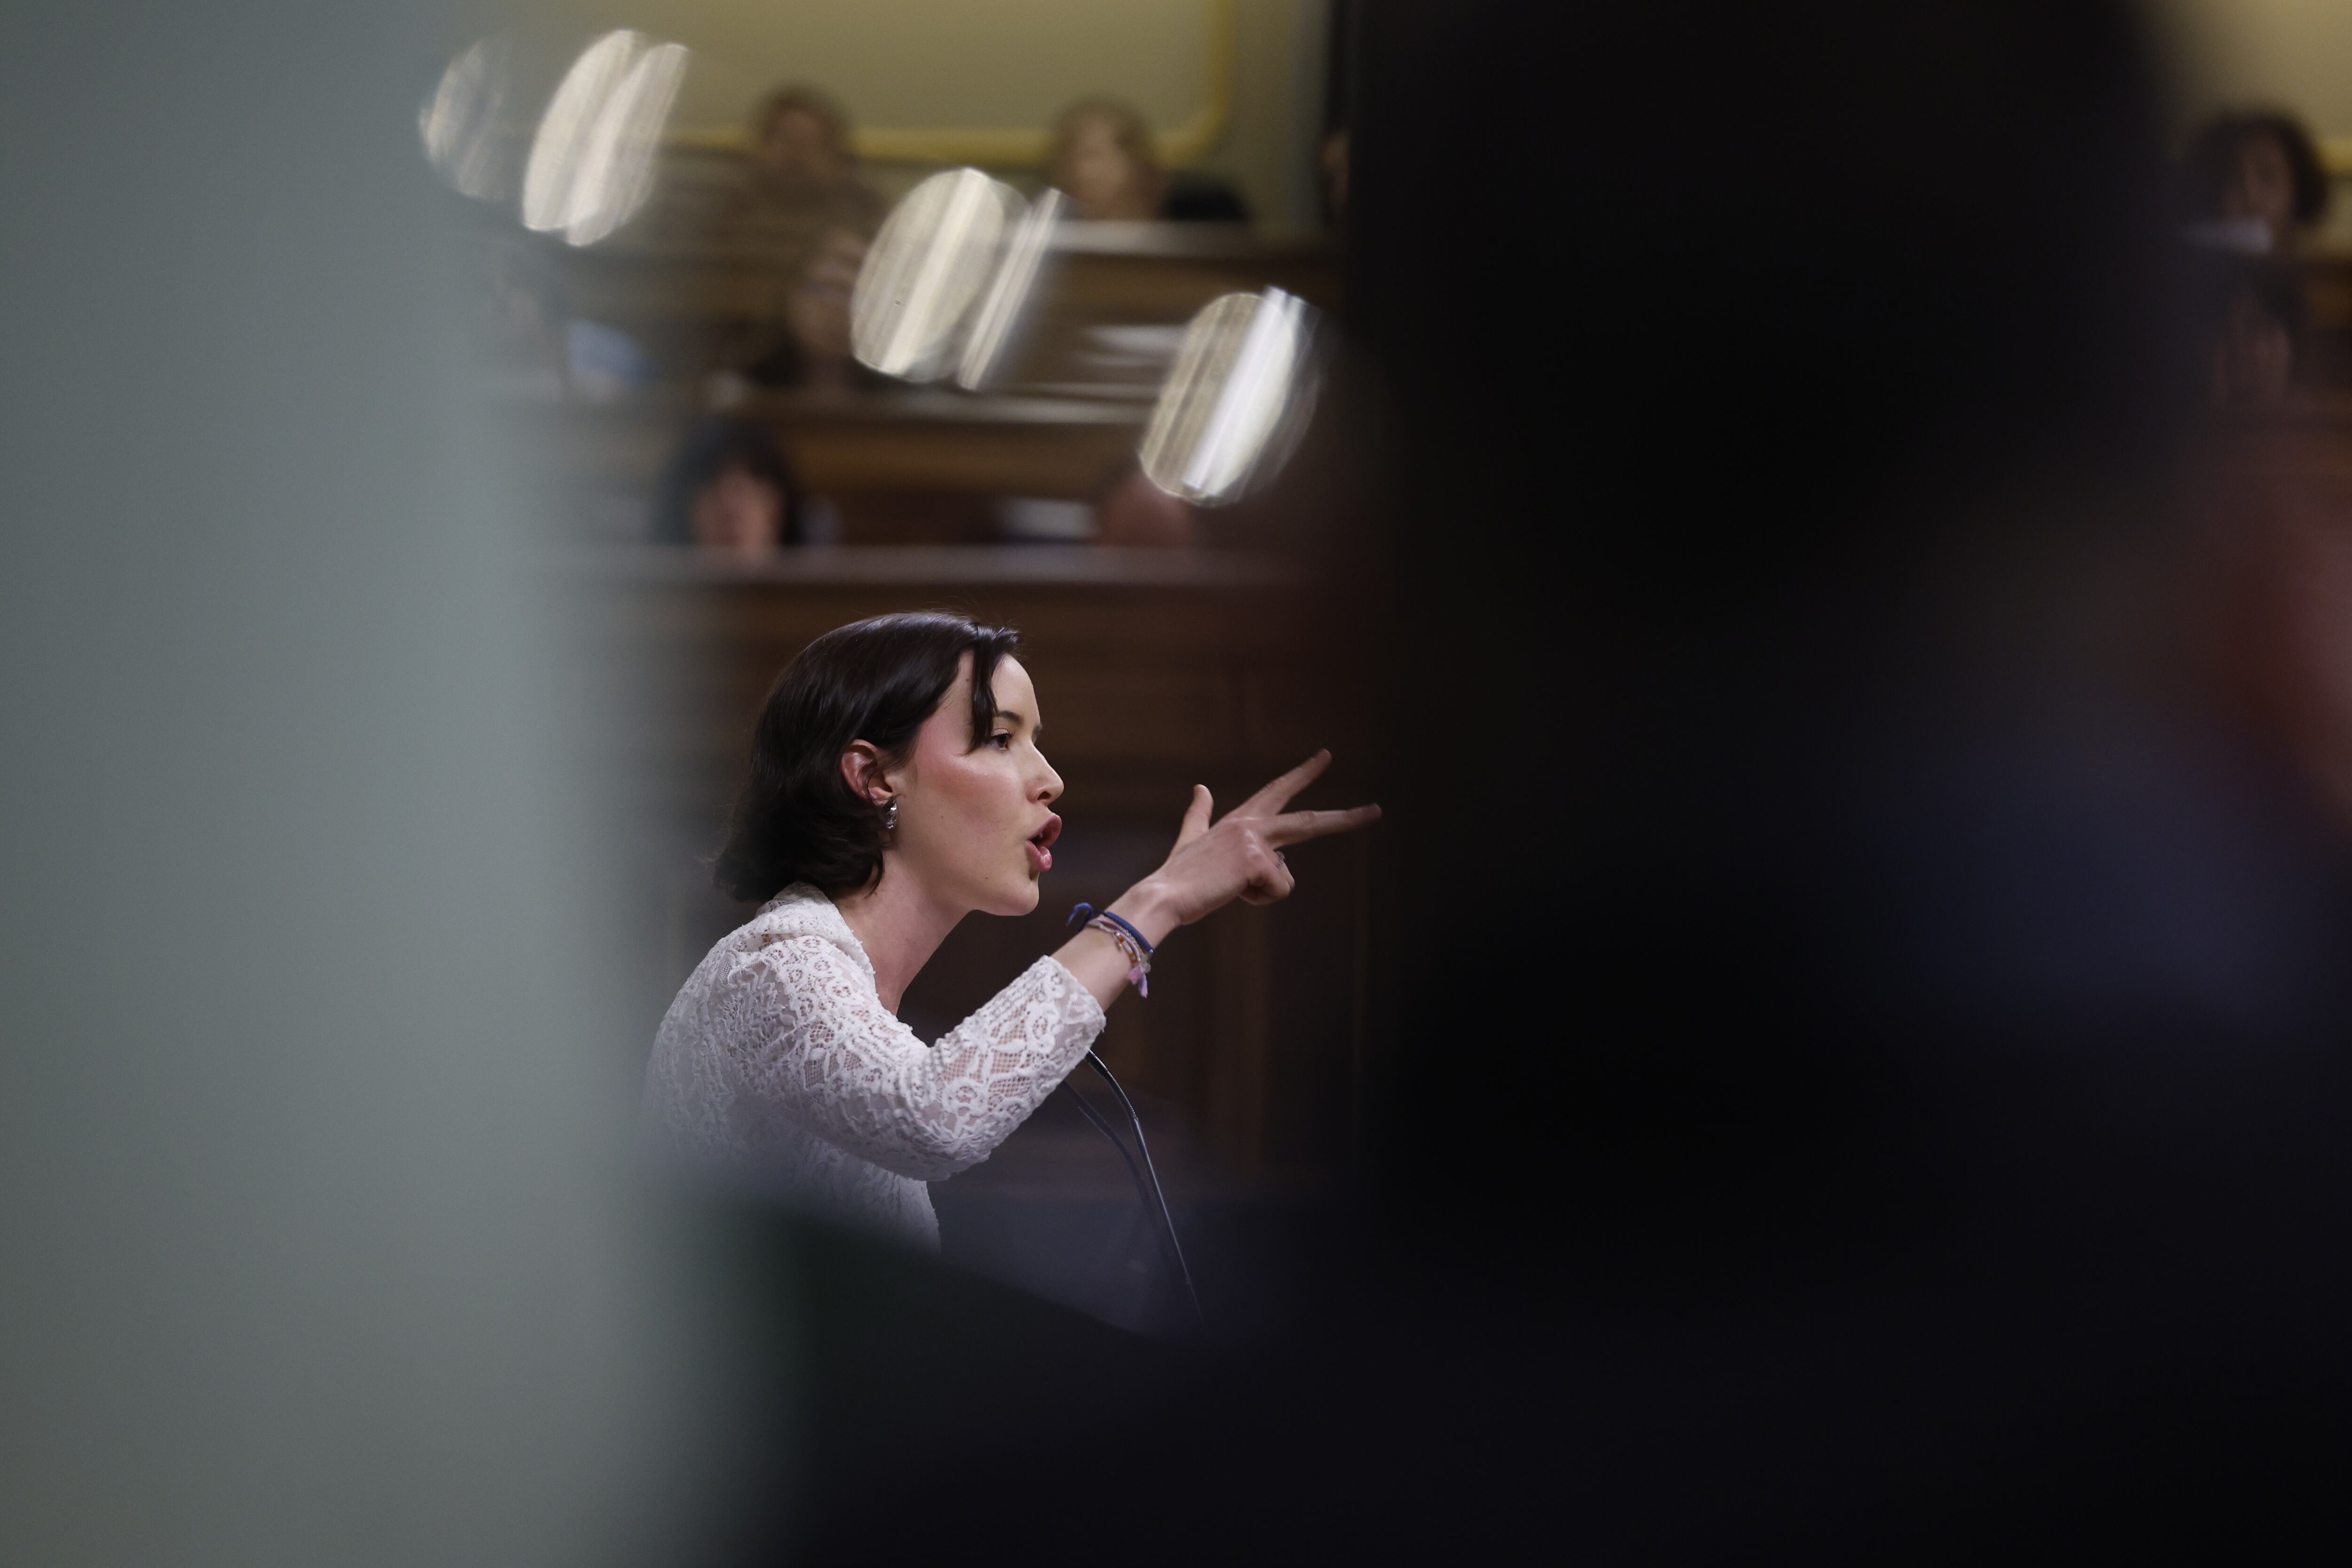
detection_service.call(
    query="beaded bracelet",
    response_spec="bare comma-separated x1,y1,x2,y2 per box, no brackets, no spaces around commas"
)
1068,903,1154,996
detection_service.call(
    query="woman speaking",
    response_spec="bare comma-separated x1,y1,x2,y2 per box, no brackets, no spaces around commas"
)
643,612,1379,1246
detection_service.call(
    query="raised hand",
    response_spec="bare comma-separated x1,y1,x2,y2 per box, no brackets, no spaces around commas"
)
1135,750,1381,931
1053,751,1379,1014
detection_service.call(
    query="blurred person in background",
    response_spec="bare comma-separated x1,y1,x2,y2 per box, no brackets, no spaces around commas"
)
720,224,875,396
2193,252,2306,404
2182,108,2331,253
707,85,883,398
653,416,806,557
716,85,884,263
1046,98,1249,222
783,227,866,391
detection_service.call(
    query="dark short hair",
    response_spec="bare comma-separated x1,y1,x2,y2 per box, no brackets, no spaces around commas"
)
2184,110,2330,228
651,416,803,546
713,612,1021,903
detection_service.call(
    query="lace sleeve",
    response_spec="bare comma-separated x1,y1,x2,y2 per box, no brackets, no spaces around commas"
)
726,936,1107,1181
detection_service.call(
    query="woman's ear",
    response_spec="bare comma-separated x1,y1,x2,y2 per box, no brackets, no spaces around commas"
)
840,740,892,804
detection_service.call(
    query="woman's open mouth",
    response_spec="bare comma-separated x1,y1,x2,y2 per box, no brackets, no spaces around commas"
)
1025,813,1062,875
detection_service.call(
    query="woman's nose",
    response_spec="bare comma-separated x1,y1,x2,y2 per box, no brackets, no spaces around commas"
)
1035,757,1063,804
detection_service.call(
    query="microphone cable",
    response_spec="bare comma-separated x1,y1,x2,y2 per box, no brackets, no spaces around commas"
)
1085,1051,1205,1325
1058,1080,1152,1214
1064,1050,1204,1327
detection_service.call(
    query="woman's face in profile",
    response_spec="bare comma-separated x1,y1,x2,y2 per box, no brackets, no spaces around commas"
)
887,655,1064,916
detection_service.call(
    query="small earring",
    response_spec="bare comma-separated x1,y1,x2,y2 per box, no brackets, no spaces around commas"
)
881,798,899,832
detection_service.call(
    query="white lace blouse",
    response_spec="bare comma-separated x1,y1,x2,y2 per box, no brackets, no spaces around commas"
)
641,884,1108,1248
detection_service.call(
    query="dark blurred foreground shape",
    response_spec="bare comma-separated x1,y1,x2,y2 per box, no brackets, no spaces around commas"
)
709,1,2352,1560
0,3,729,1565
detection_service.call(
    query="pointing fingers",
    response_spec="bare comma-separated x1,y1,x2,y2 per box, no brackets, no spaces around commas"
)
1238,748,1332,818
1265,803,1383,847
1175,783,1214,847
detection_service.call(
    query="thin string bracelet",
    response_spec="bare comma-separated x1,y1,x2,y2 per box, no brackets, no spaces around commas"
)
1068,902,1154,996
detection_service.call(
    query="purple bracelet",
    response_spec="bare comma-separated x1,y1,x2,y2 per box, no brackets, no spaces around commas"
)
1068,903,1155,995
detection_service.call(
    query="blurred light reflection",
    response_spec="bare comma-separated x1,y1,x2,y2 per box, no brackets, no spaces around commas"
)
521,31,689,247
852,168,1020,382
1139,287,1321,506
419,37,512,200
956,187,1065,391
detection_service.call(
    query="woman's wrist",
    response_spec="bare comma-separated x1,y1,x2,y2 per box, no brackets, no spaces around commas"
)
1107,877,1182,947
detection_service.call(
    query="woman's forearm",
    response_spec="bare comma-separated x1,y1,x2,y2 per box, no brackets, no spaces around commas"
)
1049,876,1181,1013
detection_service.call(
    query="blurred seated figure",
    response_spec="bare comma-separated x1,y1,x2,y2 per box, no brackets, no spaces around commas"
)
714,86,884,273
2192,254,2307,406
1047,99,1249,223
652,416,806,558
2182,110,2330,254
702,92,881,394
723,225,880,395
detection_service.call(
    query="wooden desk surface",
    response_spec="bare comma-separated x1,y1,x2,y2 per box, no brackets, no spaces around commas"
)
756,390,1149,503
514,386,1152,509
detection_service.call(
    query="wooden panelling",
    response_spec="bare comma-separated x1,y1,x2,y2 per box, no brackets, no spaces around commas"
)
767,398,1144,499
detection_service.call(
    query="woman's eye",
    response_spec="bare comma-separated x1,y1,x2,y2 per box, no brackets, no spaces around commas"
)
991,732,1013,750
